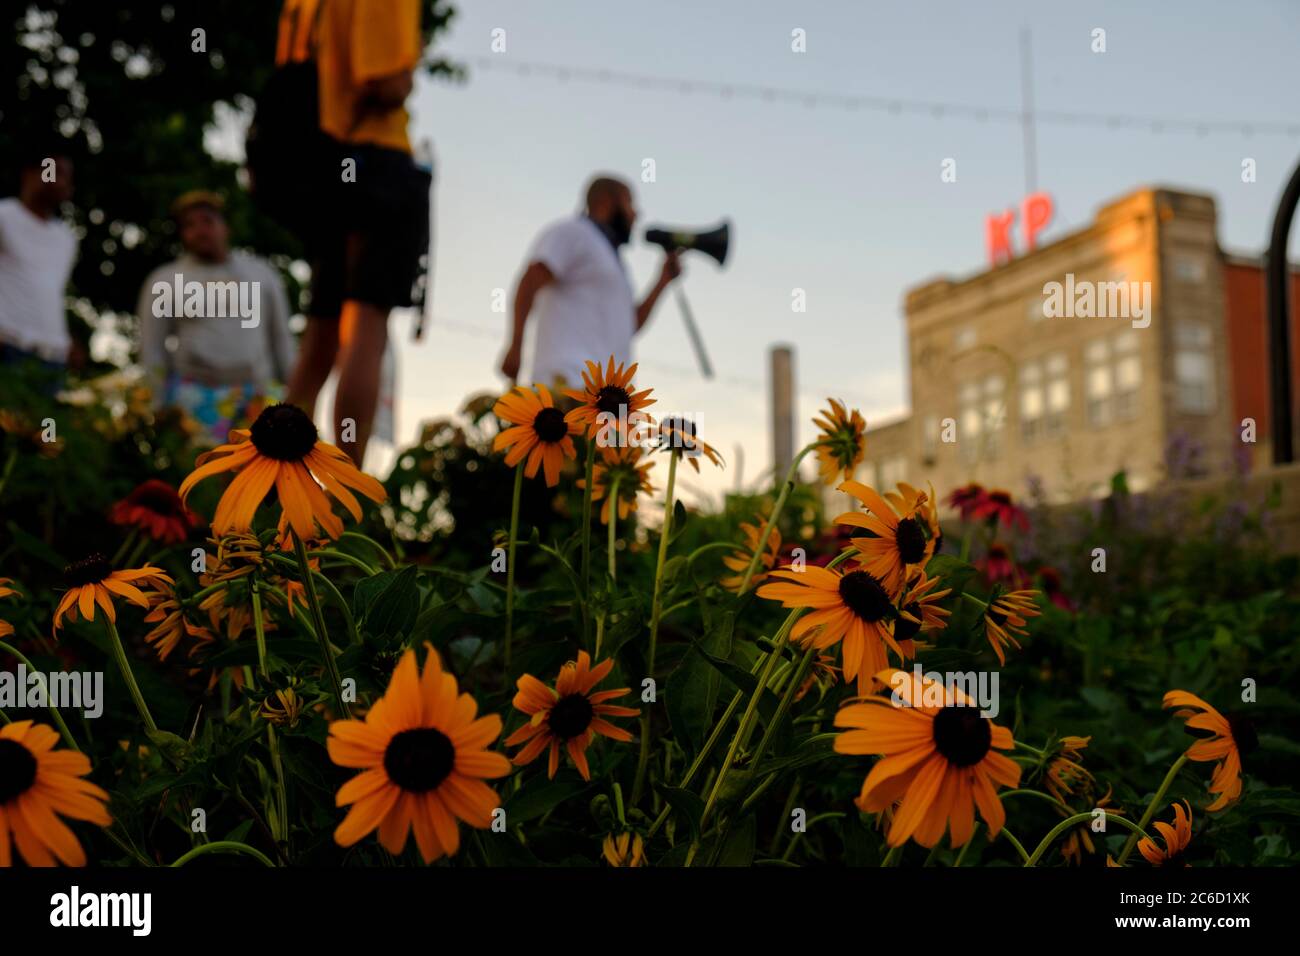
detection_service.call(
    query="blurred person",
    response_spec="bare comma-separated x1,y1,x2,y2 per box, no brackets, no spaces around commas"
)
280,0,431,466
0,145,79,379
137,190,296,443
499,175,681,389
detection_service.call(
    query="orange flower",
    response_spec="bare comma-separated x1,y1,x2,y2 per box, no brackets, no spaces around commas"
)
1163,690,1255,812
1137,801,1194,867
562,357,656,441
492,383,580,486
834,668,1021,848
53,555,172,631
506,651,639,780
836,481,939,594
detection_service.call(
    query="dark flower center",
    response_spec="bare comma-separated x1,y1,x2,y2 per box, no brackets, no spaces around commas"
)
894,517,928,564
987,608,1008,627
595,385,632,417
988,491,1011,506
1226,714,1258,757
660,417,697,452
895,602,923,641
932,705,992,768
0,738,38,803
383,728,456,793
532,406,569,443
250,404,318,461
838,570,893,623
64,553,111,587
1159,849,1187,868
548,693,595,740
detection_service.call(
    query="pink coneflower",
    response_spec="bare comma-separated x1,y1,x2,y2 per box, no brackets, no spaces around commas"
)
971,488,1030,533
947,483,987,521
1037,566,1075,612
110,479,200,545
977,542,1022,586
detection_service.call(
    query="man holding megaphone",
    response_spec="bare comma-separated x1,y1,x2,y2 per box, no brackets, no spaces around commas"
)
500,174,680,388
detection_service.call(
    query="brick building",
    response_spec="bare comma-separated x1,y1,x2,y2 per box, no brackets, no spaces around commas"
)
857,186,1300,505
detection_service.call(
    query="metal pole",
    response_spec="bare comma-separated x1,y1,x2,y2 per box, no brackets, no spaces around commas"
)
770,346,794,483
1267,158,1300,465
675,287,714,379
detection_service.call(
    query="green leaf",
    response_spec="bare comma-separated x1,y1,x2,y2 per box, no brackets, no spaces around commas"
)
654,785,705,840
504,778,590,826
354,565,421,637
713,816,756,866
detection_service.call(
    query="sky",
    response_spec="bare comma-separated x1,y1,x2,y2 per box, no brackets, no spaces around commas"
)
372,0,1300,507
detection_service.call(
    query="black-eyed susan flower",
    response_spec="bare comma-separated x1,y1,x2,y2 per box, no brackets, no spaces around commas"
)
492,383,581,486
834,668,1021,848
657,417,723,473
52,555,171,631
893,569,952,654
0,577,16,638
261,686,307,728
982,588,1042,665
720,514,782,593
603,830,646,867
812,398,866,485
757,565,908,696
109,479,199,545
327,642,510,863
506,651,639,780
1163,690,1256,812
563,357,656,442
1137,801,1194,867
579,444,656,524
0,720,112,866
179,403,386,543
141,585,212,661
836,480,939,594
1044,735,1094,805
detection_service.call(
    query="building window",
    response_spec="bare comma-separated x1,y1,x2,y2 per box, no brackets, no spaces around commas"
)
962,375,1005,460
1172,256,1206,284
1044,352,1070,435
1174,321,1215,412
1112,330,1141,420
1085,339,1112,427
1023,353,1069,441
1085,334,1140,426
1020,361,1043,443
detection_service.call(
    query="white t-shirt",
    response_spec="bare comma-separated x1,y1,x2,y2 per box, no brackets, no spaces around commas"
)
0,198,77,361
525,216,636,388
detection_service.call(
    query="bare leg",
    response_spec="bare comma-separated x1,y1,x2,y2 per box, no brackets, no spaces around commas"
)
286,316,339,420
332,300,389,465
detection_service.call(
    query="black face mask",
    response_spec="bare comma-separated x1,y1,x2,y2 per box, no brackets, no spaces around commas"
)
605,208,632,246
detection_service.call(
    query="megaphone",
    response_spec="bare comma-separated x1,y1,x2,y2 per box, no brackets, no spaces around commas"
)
641,220,731,381
643,220,730,267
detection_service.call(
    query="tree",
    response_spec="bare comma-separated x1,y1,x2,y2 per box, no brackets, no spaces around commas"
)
2,1,459,353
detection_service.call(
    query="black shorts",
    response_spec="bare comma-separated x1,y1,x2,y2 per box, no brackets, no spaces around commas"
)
307,144,430,319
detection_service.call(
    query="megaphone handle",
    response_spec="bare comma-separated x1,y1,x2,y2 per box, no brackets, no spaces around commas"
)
675,286,714,380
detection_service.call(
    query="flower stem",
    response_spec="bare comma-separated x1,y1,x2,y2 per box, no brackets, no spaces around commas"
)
631,451,678,805
1026,811,1152,867
504,462,524,672
737,444,814,594
103,617,157,735
881,844,905,866
293,532,349,719
110,527,140,567
1117,752,1189,864
0,640,80,750
251,581,289,847
580,437,596,609
594,476,622,659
